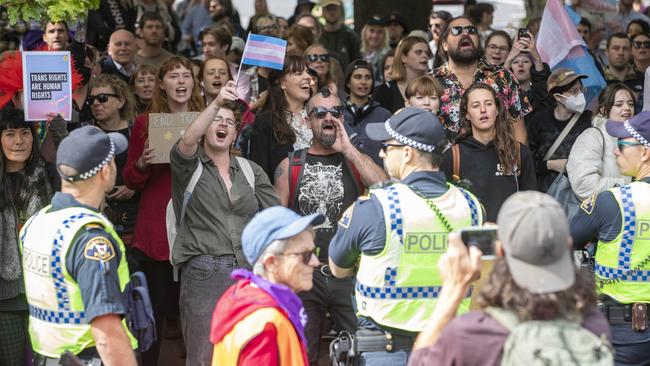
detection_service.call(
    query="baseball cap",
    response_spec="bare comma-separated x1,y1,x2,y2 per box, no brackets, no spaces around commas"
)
320,0,342,7
242,206,325,265
365,107,447,152
497,191,575,294
366,15,385,27
606,111,650,148
56,125,128,182
547,68,588,93
383,12,409,33
344,59,374,93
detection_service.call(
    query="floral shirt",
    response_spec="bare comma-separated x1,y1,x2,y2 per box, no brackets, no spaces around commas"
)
288,109,312,150
433,58,531,140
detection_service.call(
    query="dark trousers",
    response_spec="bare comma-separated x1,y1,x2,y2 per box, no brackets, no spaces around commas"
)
299,268,357,366
180,255,237,366
0,310,27,366
611,324,650,366
127,248,180,366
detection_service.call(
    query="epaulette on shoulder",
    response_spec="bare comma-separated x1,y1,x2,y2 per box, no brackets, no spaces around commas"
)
84,223,105,231
369,180,396,190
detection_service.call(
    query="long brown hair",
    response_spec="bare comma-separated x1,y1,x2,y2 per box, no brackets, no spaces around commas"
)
597,82,635,117
478,258,597,322
148,56,205,114
264,55,309,145
458,83,518,174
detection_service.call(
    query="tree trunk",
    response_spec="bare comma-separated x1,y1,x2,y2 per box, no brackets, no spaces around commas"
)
353,0,433,34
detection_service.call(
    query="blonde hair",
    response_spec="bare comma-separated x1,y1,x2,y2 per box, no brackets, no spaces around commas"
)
304,44,338,85
390,36,428,82
88,73,137,122
361,24,389,54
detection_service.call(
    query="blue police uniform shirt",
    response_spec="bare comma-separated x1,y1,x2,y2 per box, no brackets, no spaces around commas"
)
329,171,453,269
570,177,650,248
51,192,127,322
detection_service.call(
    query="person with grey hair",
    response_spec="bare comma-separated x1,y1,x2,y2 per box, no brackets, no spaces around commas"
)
274,87,387,364
209,206,324,365
410,191,612,366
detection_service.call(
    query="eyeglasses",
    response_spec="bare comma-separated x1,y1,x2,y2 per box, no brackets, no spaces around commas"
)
213,116,237,128
381,142,405,153
617,140,645,149
633,40,650,49
309,106,343,119
560,86,585,96
449,25,477,36
306,54,330,63
486,44,510,53
88,93,119,104
279,247,320,265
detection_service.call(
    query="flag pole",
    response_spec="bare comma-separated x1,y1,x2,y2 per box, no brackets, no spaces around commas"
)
234,32,251,88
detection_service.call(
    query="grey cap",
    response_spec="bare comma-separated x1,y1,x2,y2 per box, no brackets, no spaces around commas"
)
496,191,575,294
365,107,447,152
56,125,128,182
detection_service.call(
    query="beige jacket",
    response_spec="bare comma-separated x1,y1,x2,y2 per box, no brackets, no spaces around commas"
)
567,115,631,200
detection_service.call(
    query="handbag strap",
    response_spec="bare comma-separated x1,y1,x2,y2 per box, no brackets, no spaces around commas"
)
543,113,581,161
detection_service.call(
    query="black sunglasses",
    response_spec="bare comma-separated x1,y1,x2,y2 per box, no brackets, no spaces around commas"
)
310,106,343,119
306,54,330,63
279,247,320,265
633,40,650,49
381,142,405,153
449,25,477,36
88,93,119,104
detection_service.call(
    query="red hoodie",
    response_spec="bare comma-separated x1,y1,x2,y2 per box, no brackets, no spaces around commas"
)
210,279,309,366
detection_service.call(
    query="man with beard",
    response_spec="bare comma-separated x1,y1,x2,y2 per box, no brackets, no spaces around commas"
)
327,107,483,366
134,12,173,68
274,88,387,365
433,16,529,143
319,0,361,69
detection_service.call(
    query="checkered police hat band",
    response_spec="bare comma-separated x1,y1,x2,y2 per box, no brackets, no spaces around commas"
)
60,141,116,182
624,121,650,149
384,120,436,152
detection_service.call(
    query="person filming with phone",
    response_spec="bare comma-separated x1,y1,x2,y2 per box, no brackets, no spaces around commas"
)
409,191,613,366
327,107,484,366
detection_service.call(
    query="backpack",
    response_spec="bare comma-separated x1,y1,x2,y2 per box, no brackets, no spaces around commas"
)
123,271,156,352
287,148,364,209
165,156,255,268
484,307,614,366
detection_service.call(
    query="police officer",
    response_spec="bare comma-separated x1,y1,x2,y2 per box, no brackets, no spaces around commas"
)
571,111,650,365
328,107,484,365
20,126,138,366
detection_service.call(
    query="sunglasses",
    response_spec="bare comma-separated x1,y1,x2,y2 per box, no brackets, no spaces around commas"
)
279,247,320,265
257,24,279,33
633,40,650,49
449,25,477,36
88,93,119,104
617,140,645,149
310,106,343,119
306,54,330,63
381,142,405,153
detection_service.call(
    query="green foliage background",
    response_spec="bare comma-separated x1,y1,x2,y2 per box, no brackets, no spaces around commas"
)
0,0,99,24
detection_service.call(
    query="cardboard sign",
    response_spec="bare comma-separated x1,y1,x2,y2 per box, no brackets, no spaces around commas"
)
148,112,200,164
22,51,73,121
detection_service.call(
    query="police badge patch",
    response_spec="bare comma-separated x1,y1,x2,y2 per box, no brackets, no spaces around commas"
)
580,193,597,215
338,203,355,229
83,237,116,261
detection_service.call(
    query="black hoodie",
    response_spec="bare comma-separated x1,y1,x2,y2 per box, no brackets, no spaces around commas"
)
441,137,537,222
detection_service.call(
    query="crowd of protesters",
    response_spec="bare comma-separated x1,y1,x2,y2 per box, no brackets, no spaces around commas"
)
2,0,650,365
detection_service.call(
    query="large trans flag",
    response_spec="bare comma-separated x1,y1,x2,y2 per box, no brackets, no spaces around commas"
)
537,0,606,105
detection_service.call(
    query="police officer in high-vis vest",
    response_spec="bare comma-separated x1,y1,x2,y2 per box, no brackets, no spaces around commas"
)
328,108,484,366
20,126,138,366
571,111,650,365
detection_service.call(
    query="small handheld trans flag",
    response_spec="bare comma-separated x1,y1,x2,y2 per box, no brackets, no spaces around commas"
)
235,33,287,86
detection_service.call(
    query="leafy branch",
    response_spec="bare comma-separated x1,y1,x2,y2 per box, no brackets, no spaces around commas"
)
0,0,99,25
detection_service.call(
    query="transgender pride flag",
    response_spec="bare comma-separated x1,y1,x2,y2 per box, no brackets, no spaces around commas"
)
537,0,606,104
241,34,287,70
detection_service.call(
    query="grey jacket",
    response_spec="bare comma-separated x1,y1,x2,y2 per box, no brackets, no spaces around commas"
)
567,115,631,200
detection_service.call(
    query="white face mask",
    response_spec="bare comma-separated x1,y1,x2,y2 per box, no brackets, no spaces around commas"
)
559,92,586,114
